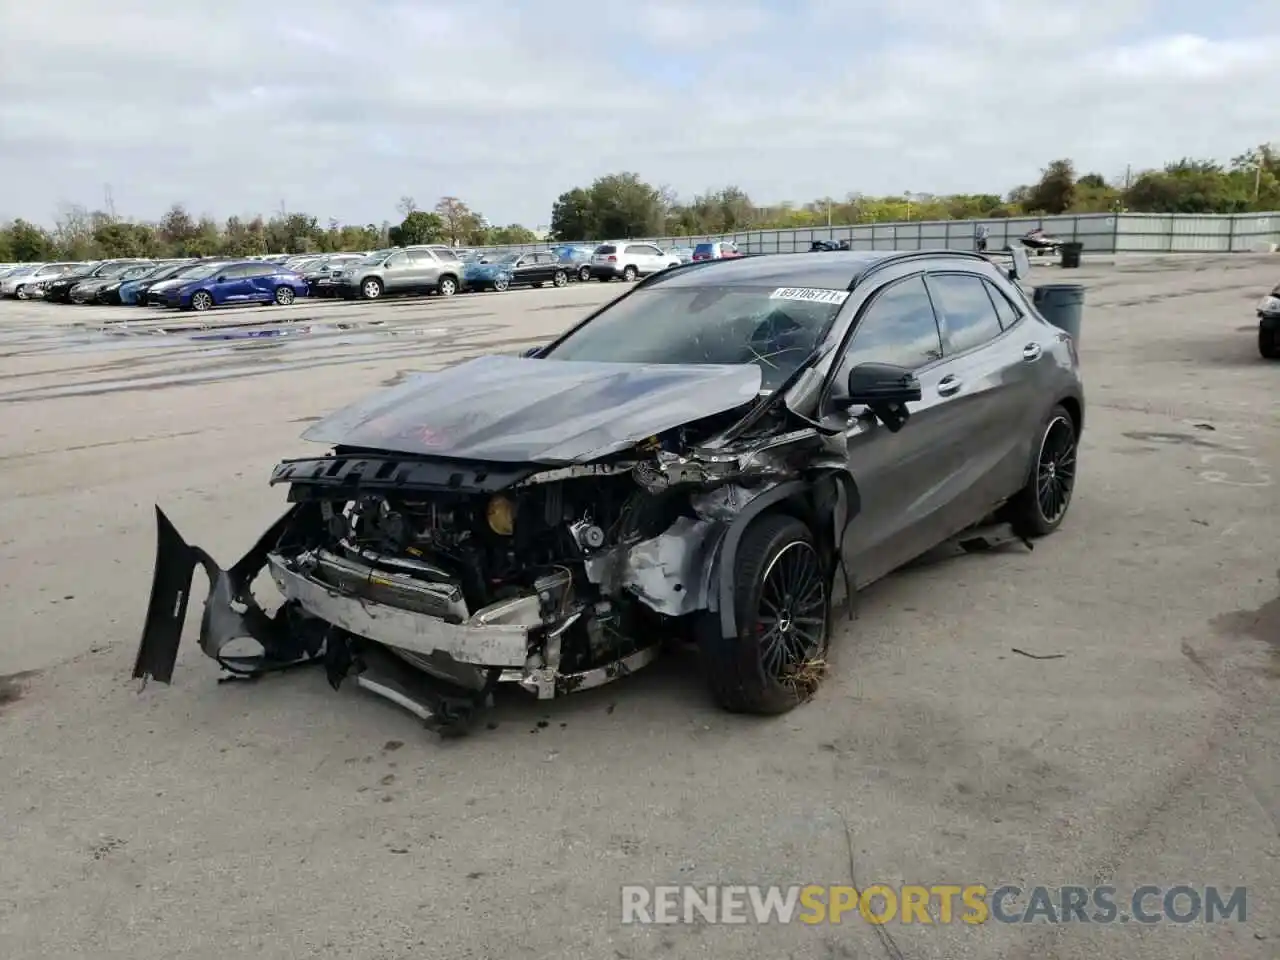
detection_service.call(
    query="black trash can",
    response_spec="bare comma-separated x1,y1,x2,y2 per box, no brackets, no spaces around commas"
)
1059,241,1083,269
1033,284,1085,342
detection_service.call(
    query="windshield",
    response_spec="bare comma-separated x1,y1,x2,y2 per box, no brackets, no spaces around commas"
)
98,261,144,277
541,285,845,390
176,262,227,281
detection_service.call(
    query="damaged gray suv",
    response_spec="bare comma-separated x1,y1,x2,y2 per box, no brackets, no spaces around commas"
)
135,249,1084,734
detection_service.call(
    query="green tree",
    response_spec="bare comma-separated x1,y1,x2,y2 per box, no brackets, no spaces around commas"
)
1024,159,1077,215
434,196,483,245
549,187,594,240
487,224,536,245
6,219,54,260
389,210,445,246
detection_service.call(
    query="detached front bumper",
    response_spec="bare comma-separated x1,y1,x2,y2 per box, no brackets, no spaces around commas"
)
133,506,660,733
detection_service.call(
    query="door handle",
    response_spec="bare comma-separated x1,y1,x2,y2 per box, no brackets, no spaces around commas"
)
937,375,962,396
1022,343,1043,361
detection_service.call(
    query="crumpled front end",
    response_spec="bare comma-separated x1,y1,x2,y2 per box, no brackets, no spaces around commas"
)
134,405,842,733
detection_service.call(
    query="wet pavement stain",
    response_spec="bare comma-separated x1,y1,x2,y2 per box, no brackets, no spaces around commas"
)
1210,571,1280,676
1122,430,1222,450
0,670,40,710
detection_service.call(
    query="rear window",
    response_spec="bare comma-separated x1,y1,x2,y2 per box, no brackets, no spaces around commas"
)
693,243,716,256
594,245,617,255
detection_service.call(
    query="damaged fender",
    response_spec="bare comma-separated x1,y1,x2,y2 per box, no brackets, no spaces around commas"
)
133,505,325,684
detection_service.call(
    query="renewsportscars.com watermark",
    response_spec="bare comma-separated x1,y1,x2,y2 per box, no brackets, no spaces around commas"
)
621,884,1248,926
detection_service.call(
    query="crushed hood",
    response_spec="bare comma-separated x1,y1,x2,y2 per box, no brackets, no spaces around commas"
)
301,354,763,464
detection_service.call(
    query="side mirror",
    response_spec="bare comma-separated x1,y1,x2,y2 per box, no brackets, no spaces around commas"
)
216,275,227,283
841,362,921,433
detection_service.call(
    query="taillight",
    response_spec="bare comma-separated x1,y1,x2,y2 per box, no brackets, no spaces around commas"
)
607,255,617,262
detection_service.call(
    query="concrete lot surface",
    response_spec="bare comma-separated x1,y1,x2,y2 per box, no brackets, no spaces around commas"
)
1,257,1278,959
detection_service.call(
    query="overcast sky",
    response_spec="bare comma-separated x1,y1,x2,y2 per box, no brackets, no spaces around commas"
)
1,0,1277,229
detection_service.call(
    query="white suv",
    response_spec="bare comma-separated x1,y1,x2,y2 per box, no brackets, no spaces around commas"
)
587,241,681,281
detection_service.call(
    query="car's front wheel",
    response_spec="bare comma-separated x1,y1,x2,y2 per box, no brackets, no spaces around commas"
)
699,514,831,715
361,277,383,300
578,265,591,282
491,275,509,292
437,275,458,297
1006,403,1078,537
552,270,568,287
1260,325,1279,360
14,285,26,300
189,290,213,312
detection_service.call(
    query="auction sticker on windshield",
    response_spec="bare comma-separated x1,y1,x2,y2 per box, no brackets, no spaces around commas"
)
770,287,849,305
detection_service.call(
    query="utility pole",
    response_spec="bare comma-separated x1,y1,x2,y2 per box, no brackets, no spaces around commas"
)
1255,160,1263,202
103,183,115,219
826,199,832,228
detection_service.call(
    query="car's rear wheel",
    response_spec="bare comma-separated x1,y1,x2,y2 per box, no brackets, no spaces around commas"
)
492,275,509,292
622,265,638,281
437,275,458,297
578,265,591,282
361,277,383,300
190,290,213,312
274,285,295,306
1260,326,1280,360
553,270,567,287
1007,404,1078,537
699,514,831,715
14,285,26,300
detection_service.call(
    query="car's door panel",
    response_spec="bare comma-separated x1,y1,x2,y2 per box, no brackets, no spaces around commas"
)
926,271,1044,519
248,267,277,302
832,273,963,585
217,264,255,303
406,250,439,292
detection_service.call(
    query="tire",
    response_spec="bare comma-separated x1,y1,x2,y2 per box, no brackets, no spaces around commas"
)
699,514,831,715
14,285,26,300
1006,403,1078,537
1260,326,1280,360
190,290,213,312
553,270,567,287
437,275,458,297
360,277,383,300
578,265,591,282
622,265,638,281
274,285,295,306
491,275,509,292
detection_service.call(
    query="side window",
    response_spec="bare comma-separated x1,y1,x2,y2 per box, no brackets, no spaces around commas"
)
223,265,253,279
408,249,438,264
385,252,409,268
983,280,1021,331
927,273,1005,354
846,275,944,369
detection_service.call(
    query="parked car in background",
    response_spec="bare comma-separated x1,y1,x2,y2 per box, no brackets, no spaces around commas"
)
71,261,158,303
464,251,570,292
115,260,198,305
43,261,130,303
666,246,696,264
691,240,741,261
142,260,235,305
810,240,851,252
163,260,310,311
588,242,682,281
1,262,78,299
302,253,366,297
550,244,598,282
334,247,463,300
1257,283,1280,359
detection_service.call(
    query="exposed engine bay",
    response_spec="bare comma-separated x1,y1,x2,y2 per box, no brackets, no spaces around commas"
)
134,394,844,735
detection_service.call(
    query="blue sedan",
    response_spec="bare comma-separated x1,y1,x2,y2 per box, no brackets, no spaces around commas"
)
164,261,310,311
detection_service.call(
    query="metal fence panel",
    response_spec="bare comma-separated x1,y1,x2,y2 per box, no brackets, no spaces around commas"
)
477,211,1280,257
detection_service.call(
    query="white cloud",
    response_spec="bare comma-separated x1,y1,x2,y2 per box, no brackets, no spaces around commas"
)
0,0,1276,229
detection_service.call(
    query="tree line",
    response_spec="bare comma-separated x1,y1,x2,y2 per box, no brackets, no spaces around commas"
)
2,144,1276,262
0,195,537,264
549,145,1279,241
